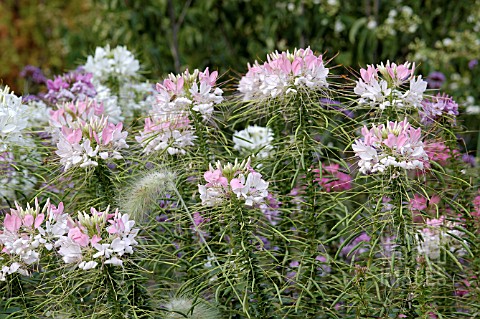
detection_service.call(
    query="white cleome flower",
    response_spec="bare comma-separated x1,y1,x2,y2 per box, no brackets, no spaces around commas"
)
233,125,274,158
0,86,29,151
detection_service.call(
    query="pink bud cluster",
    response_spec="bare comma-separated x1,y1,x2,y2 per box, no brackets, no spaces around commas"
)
136,68,222,155
55,114,128,171
354,61,427,110
312,163,352,192
352,119,428,174
238,47,329,101
198,158,269,207
0,199,139,280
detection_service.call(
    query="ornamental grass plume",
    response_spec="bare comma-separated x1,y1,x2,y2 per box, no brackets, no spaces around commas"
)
163,296,221,319
118,169,177,222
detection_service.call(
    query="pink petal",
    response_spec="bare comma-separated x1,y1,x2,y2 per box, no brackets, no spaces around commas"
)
23,214,34,227
34,214,45,228
4,214,22,233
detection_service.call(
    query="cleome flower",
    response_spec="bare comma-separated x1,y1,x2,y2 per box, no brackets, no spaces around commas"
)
352,119,428,174
312,163,352,192
416,216,467,260
137,68,222,155
44,69,97,106
353,61,427,110
55,115,128,171
198,158,269,207
0,199,69,280
419,93,459,125
135,113,196,155
0,86,29,152
238,47,329,101
55,206,139,270
233,125,274,158
153,67,223,121
84,45,140,84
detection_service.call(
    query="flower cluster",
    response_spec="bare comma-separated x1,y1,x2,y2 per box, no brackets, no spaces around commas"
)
84,45,140,84
233,125,274,158
352,119,428,174
137,68,223,155
153,68,223,121
354,61,427,110
0,199,69,280
0,86,29,151
0,199,139,280
417,216,467,260
56,207,139,270
55,115,128,171
83,45,154,121
238,47,329,101
420,93,459,125
49,99,105,132
198,158,269,206
20,65,47,84
44,70,97,105
313,163,352,192
424,141,458,166
135,113,196,155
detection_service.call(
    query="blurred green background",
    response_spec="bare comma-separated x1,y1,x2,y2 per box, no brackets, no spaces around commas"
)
1,0,479,105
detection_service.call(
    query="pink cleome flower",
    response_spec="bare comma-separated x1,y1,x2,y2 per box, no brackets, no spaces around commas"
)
352,119,428,175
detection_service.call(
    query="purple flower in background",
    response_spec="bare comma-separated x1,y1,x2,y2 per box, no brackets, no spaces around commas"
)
259,193,281,225
22,94,41,103
44,70,97,105
426,71,446,89
190,212,210,241
420,93,459,125
340,233,371,259
315,255,331,276
320,98,354,118
469,59,478,70
20,65,46,84
462,154,476,167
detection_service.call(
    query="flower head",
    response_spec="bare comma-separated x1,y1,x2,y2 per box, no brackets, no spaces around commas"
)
44,70,97,105
352,119,428,174
233,125,274,158
420,93,458,125
238,47,329,101
198,158,269,206
0,86,29,151
354,61,427,110
55,115,128,171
